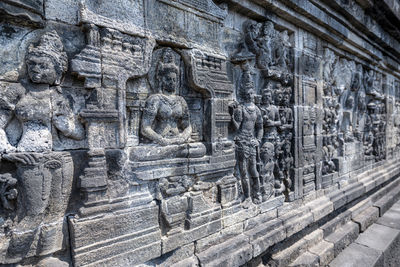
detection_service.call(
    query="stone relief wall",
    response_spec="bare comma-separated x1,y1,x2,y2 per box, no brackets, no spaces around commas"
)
1,0,400,266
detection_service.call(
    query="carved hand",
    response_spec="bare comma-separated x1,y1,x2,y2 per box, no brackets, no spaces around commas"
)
3,153,39,165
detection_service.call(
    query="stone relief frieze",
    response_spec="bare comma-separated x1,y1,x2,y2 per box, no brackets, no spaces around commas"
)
319,47,388,188
0,31,77,263
231,20,295,204
233,20,293,85
0,1,399,266
132,47,206,161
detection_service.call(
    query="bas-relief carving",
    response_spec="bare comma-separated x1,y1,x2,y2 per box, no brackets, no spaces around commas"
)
230,20,294,204
132,48,206,161
0,0,44,27
320,48,388,180
0,31,80,264
0,2,398,266
234,20,293,85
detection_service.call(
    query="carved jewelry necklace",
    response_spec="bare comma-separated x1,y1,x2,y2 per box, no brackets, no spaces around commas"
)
160,94,178,107
244,103,256,114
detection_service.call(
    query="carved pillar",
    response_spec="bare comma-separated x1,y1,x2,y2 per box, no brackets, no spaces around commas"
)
79,109,119,204
72,20,155,209
72,24,110,207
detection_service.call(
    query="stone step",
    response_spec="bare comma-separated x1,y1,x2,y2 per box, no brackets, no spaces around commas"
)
324,221,359,257
287,188,400,267
328,242,383,267
268,237,309,267
288,251,319,267
373,182,400,216
370,168,400,203
308,240,334,266
376,202,400,230
196,234,252,267
319,210,352,238
352,206,379,232
360,162,399,194
267,229,323,267
348,198,372,219
330,200,400,267
286,220,358,266
204,245,252,267
245,219,286,258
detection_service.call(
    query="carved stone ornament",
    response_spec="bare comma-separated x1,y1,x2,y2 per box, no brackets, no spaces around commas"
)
1,1,400,266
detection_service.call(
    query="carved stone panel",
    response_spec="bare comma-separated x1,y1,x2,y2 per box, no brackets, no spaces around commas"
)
1,1,400,266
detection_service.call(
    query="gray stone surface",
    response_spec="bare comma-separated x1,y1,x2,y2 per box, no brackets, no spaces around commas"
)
377,203,400,230
356,221,400,267
1,0,400,266
329,242,383,267
352,206,379,232
324,221,359,257
309,240,334,266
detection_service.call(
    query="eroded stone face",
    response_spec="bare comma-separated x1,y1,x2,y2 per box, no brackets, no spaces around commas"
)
1,0,400,266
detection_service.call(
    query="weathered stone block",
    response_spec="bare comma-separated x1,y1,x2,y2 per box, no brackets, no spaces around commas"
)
324,222,359,257
329,243,383,267
355,223,400,267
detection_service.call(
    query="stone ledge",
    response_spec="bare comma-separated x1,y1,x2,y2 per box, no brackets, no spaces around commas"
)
330,199,400,267
241,160,400,266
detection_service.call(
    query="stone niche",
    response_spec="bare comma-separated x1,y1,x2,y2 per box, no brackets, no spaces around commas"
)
1,0,400,266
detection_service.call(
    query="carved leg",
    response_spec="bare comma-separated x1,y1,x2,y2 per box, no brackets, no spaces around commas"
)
238,153,250,200
249,156,261,203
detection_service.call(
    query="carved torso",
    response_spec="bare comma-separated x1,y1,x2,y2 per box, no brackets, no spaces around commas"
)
143,93,189,139
261,104,280,139
14,87,52,152
15,89,51,125
235,103,262,139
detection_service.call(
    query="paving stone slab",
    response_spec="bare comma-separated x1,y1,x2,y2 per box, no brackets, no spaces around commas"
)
329,243,383,267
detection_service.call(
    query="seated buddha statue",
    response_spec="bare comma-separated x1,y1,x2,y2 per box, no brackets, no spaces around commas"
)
130,48,206,161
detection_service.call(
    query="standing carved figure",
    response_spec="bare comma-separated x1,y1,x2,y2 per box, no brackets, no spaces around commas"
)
257,21,275,69
279,86,293,134
260,142,276,201
322,48,336,96
14,30,84,152
2,31,79,219
232,83,263,205
260,84,281,143
364,69,383,100
274,30,291,72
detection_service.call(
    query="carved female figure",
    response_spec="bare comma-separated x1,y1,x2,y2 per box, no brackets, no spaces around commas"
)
260,141,276,201
3,31,80,219
278,86,293,134
14,30,84,152
257,21,275,69
260,84,280,143
274,30,291,71
232,84,263,205
136,48,205,161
